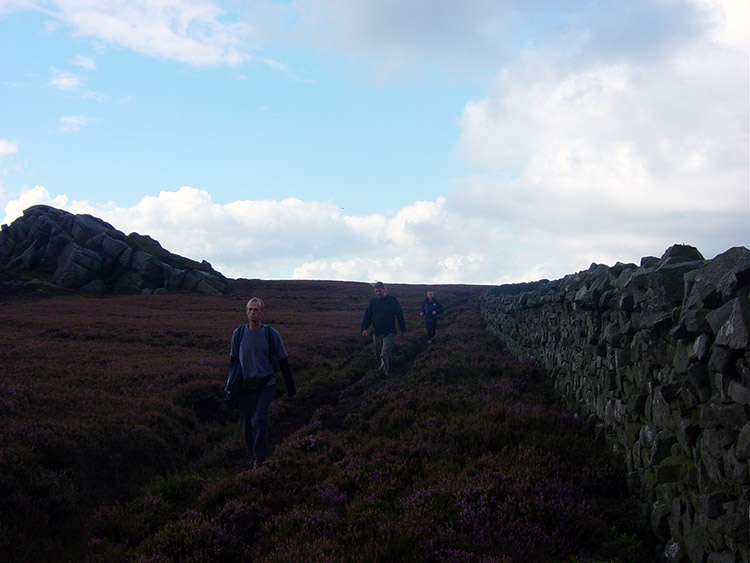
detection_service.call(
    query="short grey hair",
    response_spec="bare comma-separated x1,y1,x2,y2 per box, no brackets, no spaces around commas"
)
246,297,265,311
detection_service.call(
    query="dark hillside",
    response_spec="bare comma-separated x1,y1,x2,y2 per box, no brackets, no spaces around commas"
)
0,280,652,562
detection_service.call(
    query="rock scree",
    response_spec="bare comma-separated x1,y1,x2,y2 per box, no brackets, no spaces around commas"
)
0,205,228,295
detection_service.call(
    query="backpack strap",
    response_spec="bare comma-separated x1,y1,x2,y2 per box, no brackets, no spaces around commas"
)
233,324,245,356
264,324,280,373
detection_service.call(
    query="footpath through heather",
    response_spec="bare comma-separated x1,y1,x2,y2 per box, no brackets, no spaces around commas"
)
85,284,653,562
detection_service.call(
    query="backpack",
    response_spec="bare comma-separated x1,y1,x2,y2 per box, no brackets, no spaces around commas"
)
264,324,281,374
224,324,280,407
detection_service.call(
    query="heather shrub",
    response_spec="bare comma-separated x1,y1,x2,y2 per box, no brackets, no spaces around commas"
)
133,509,240,562
1,282,651,562
174,379,231,423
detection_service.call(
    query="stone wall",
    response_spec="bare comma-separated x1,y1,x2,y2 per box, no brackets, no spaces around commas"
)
480,245,750,563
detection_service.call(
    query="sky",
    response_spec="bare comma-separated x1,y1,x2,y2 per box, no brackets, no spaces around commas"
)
1,0,748,285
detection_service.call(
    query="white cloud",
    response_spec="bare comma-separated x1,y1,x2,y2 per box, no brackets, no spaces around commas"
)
49,70,82,91
72,54,96,69
59,115,91,132
0,0,34,18
693,0,750,46
0,139,19,157
1,186,515,283
47,67,104,100
35,0,258,67
3,186,74,224
3,182,746,284
450,0,749,278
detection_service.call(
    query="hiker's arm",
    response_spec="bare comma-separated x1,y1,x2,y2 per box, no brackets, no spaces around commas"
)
278,357,296,397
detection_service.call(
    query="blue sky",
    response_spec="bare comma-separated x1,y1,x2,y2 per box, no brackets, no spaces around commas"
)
1,0,748,284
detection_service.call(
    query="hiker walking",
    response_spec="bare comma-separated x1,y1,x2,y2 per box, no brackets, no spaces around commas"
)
420,290,443,344
227,297,296,469
360,281,406,376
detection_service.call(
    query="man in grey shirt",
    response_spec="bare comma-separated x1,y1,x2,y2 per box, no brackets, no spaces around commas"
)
229,297,296,469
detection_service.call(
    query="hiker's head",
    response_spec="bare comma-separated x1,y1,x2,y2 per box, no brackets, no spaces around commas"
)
373,281,386,299
246,297,265,326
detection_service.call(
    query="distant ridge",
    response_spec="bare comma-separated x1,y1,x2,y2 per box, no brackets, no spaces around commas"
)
0,205,228,295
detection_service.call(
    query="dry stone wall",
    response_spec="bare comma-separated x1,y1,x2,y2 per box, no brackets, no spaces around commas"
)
480,245,750,563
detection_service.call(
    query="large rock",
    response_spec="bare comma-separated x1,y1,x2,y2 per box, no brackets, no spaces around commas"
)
0,205,228,295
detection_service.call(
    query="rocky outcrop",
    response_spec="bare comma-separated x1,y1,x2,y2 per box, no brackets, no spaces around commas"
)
0,205,228,295
480,245,750,563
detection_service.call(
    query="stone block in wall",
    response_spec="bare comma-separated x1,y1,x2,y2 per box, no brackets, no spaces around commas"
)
684,270,722,311
652,261,704,304
628,392,649,417
635,301,674,330
727,379,750,405
708,346,738,379
661,244,705,265
738,355,750,384
708,502,749,553
698,402,748,429
652,386,681,434
651,433,679,465
687,246,750,307
675,385,698,416
698,491,731,519
686,361,712,402
736,422,750,459
656,456,697,486
673,339,693,374
707,299,735,338
714,371,740,403
700,428,737,462
604,397,627,426
599,288,617,309
697,456,723,490
690,333,712,361
723,446,749,485
619,292,636,312
684,524,711,563
651,500,672,541
676,417,700,453
715,296,750,350
682,308,712,336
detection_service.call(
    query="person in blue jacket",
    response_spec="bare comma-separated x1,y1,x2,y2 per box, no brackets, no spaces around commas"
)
360,281,406,376
420,290,443,344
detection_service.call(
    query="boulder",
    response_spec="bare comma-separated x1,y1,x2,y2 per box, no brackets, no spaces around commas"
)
0,205,228,295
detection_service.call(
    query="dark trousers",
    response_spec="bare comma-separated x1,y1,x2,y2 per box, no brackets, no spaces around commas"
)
425,320,437,341
238,385,275,463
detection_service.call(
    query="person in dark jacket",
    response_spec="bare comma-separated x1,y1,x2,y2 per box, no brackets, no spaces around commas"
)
229,297,296,469
360,281,406,376
420,290,443,344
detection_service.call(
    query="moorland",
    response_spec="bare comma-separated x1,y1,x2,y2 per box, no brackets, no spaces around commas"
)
0,279,652,562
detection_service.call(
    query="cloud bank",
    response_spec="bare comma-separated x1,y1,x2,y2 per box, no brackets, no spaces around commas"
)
1,0,747,284
3,176,745,285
